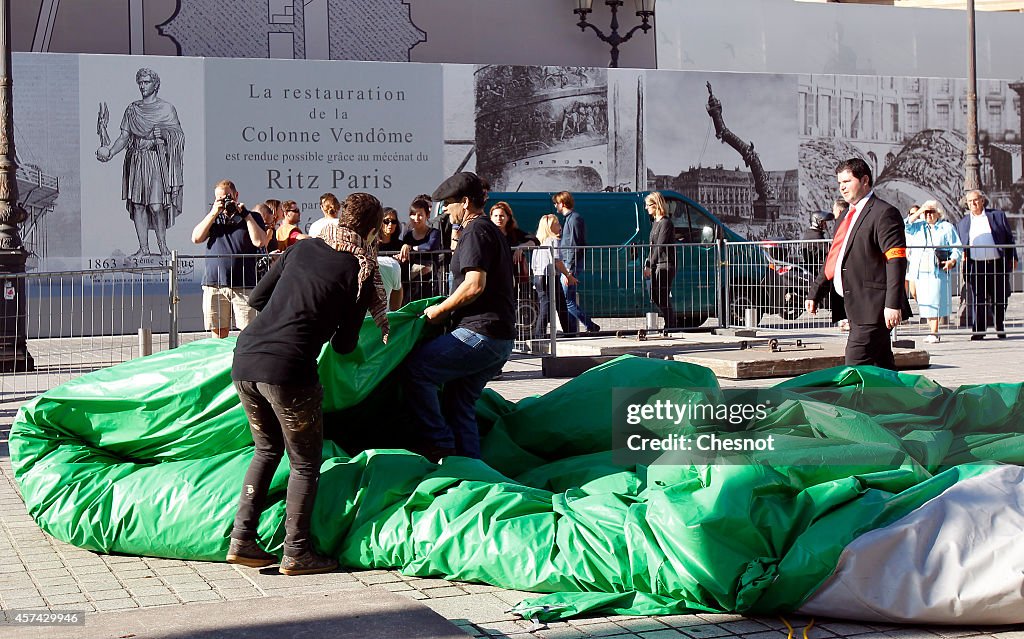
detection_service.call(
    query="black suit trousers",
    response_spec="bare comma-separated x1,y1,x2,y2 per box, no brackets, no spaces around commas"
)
966,258,1008,334
846,322,896,371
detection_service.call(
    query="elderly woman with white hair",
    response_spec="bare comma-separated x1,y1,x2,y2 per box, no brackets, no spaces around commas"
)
905,199,961,343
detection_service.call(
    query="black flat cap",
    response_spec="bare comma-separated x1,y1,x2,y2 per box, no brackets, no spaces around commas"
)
431,172,485,203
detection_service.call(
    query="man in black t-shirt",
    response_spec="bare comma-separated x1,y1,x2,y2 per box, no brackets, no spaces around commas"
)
402,172,515,462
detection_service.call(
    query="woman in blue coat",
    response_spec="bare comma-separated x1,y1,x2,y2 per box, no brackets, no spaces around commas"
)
905,200,961,343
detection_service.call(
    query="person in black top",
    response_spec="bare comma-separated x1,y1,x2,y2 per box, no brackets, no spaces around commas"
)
490,200,538,287
378,207,409,301
643,192,678,330
801,202,839,268
400,196,442,301
227,192,388,576
402,172,516,462
378,207,405,253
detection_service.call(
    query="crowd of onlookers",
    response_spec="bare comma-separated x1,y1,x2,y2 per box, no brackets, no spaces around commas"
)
803,189,1017,343
190,178,604,341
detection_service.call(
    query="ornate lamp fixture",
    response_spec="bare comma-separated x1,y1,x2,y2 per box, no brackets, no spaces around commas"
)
573,0,655,68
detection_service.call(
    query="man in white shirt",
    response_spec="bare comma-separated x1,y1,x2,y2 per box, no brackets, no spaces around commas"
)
956,190,1018,340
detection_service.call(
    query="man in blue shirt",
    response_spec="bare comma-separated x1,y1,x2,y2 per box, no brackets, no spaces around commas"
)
553,191,600,334
191,180,268,338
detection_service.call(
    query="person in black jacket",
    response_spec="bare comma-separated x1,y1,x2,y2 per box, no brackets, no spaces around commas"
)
957,190,1019,339
226,192,388,576
806,158,908,369
643,192,677,330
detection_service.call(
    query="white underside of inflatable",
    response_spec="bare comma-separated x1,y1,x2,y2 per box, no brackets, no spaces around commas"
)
798,464,1024,624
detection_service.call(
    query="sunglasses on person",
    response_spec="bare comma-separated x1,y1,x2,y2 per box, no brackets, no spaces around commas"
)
383,219,399,225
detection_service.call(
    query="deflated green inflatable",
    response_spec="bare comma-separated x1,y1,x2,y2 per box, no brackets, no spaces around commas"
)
11,301,1024,623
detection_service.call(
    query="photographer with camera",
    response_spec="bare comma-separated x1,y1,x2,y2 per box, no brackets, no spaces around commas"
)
191,180,268,338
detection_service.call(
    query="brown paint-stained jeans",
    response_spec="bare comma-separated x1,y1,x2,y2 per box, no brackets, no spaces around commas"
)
231,380,324,555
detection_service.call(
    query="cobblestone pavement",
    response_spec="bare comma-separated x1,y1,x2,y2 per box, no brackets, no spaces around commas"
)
3,332,1024,637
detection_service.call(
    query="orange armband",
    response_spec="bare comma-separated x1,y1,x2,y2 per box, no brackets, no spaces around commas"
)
885,247,907,260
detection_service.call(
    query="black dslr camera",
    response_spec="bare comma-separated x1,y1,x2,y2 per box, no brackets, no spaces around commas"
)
221,194,241,216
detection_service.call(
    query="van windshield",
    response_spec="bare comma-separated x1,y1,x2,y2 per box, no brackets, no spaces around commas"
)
664,198,718,244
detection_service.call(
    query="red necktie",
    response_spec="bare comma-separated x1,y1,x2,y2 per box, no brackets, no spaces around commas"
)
824,205,855,280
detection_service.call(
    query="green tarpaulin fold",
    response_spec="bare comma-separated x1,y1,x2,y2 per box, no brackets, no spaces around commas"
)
11,303,1024,621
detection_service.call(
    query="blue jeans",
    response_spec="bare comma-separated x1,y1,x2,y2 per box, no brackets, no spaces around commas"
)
563,274,597,333
402,327,514,458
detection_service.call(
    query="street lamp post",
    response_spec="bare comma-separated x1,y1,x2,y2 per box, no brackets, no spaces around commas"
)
964,0,982,193
573,0,655,69
0,0,34,372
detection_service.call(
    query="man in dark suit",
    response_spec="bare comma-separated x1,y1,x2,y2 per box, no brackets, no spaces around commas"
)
957,190,1018,340
806,158,908,370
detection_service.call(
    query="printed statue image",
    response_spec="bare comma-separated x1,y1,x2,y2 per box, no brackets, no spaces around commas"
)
95,68,185,258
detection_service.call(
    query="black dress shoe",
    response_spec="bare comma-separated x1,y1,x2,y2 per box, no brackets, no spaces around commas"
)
997,332,1007,339
970,334,985,341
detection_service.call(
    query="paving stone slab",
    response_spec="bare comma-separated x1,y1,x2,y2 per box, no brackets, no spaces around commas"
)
92,598,139,611
576,620,633,636
44,593,89,605
427,586,471,598
741,631,791,639
215,587,263,601
616,619,674,633
88,589,132,601
678,624,733,639
717,620,773,634
134,594,182,607
535,628,598,639
420,592,513,624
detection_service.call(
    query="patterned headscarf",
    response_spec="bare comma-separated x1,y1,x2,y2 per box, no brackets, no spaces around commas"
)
317,223,389,343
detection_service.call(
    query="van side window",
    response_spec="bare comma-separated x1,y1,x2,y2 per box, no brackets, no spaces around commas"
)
666,198,719,244
689,208,719,244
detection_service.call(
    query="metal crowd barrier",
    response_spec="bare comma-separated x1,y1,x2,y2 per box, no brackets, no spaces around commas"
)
0,264,174,399
724,240,1024,340
515,242,726,342
4,240,1023,398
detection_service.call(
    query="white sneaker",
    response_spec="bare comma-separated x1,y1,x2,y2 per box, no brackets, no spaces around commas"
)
924,334,940,343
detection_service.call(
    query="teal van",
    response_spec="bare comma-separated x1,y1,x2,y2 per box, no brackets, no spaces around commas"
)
477,190,781,330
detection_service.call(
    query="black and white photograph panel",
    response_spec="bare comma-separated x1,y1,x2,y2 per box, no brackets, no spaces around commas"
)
471,65,615,193
646,71,799,241
79,55,206,269
11,53,79,273
798,74,1023,224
